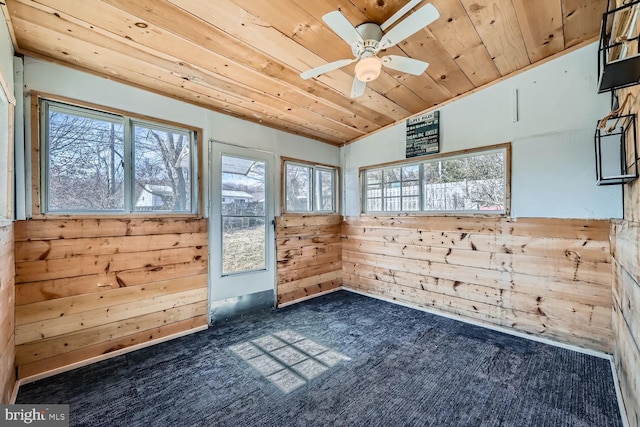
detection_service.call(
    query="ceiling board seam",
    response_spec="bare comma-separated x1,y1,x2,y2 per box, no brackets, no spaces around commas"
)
458,0,499,77
0,2,17,51
511,1,534,64
163,0,411,121
92,0,378,134
559,0,568,50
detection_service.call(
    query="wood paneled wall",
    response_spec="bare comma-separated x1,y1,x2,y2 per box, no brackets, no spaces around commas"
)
0,220,15,403
611,222,640,426
276,215,342,306
611,85,640,426
342,216,613,353
14,218,208,379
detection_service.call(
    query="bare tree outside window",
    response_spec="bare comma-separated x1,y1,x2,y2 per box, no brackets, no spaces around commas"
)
425,152,505,211
133,124,191,212
42,99,196,214
285,161,338,213
285,163,311,212
47,108,125,211
315,168,334,211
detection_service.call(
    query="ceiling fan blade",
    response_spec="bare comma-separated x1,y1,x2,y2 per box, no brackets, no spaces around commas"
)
322,11,364,46
350,77,366,98
300,58,357,80
380,0,423,32
378,3,439,50
381,55,429,75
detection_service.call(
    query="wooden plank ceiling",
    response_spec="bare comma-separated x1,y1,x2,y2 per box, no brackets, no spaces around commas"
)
4,0,606,146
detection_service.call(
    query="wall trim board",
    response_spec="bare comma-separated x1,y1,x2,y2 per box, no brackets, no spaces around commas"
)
0,221,14,404
611,356,632,427
9,380,18,405
15,324,208,387
276,286,341,308
342,287,611,360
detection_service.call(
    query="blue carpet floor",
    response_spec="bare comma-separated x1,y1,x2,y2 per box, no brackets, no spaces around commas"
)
16,291,622,426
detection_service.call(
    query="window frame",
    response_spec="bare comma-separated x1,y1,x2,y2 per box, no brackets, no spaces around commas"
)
360,143,511,216
0,67,15,221
32,93,203,218
281,157,340,214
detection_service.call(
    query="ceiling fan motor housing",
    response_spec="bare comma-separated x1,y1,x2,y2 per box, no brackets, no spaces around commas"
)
352,23,383,59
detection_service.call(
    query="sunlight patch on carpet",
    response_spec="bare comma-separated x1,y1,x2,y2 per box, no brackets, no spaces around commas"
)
230,330,350,393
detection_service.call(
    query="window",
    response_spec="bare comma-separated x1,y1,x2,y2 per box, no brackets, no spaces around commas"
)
40,99,197,214
284,159,338,213
362,145,509,214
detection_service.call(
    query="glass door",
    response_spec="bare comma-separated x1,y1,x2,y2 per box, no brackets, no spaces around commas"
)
209,142,275,309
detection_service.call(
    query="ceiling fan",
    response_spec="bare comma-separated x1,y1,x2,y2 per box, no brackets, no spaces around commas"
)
300,0,440,98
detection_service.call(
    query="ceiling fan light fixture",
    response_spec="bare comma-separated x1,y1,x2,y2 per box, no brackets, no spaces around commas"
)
355,56,382,82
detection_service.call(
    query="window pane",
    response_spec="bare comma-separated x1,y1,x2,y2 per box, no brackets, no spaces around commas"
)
133,124,192,212
221,156,267,275
286,163,312,212
366,182,381,199
47,107,125,211
367,198,382,211
402,179,420,211
384,167,401,183
402,196,420,211
384,197,401,211
221,156,266,218
42,100,197,215
402,165,419,180
466,152,505,211
315,169,334,211
363,148,507,214
366,169,382,184
424,151,505,212
222,217,266,274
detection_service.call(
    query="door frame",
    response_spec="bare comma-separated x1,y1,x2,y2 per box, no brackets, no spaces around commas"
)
208,141,277,322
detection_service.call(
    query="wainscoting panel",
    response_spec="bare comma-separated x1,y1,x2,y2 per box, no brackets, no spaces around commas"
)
276,215,342,306
0,220,15,402
14,218,208,379
342,216,612,353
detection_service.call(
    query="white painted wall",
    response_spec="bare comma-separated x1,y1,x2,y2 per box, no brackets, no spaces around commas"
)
21,57,340,218
0,17,13,90
341,43,622,219
0,19,13,220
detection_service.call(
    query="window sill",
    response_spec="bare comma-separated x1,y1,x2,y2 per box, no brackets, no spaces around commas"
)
29,212,203,220
360,211,509,218
281,212,340,216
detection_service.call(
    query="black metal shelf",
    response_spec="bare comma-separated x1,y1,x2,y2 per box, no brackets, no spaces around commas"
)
598,0,640,93
594,113,638,185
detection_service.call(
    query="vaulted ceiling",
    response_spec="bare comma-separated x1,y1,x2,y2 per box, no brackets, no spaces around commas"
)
2,0,607,146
